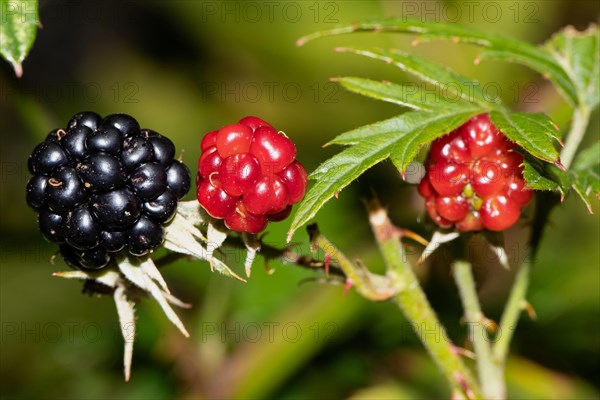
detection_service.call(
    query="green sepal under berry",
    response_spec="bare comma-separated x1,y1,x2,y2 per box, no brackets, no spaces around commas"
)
52,199,269,380
53,257,190,382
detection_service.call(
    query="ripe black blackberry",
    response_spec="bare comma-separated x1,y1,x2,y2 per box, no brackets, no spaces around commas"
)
27,112,191,270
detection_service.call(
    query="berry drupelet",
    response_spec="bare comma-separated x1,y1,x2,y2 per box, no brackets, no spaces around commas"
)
26,112,191,270
418,114,533,232
197,116,307,234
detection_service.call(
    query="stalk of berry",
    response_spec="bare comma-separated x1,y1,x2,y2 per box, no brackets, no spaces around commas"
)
26,112,191,270
197,116,308,234
418,113,533,232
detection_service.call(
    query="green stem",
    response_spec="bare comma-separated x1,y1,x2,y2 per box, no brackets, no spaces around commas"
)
494,262,530,362
561,105,591,169
494,100,592,365
307,224,398,301
453,261,505,400
367,206,482,399
492,192,560,378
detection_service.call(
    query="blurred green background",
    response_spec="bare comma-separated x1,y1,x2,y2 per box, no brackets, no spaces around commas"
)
1,1,598,399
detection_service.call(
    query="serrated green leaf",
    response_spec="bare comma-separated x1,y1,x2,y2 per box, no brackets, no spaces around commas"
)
489,111,561,163
572,163,600,213
571,138,599,206
573,141,600,171
336,77,436,111
298,18,578,106
288,107,481,240
338,47,494,109
522,154,571,194
522,160,560,192
574,167,600,194
326,115,414,147
0,0,38,77
524,153,598,213
388,110,481,173
545,25,599,109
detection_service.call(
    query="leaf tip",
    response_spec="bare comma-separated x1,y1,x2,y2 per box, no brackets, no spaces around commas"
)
555,159,567,171
12,62,23,78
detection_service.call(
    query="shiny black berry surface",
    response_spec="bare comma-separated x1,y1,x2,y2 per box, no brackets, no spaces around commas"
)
26,112,191,270
166,161,191,199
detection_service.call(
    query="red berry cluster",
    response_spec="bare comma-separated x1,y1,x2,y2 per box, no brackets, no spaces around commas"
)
418,114,533,232
197,116,307,234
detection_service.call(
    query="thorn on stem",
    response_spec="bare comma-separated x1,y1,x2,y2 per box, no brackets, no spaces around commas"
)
451,344,476,360
324,253,331,277
344,279,353,296
522,300,538,320
399,228,429,246
264,260,275,275
453,372,476,400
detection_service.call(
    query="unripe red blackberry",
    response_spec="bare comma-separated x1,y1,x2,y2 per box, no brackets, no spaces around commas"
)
418,114,532,232
27,112,191,270
197,116,307,233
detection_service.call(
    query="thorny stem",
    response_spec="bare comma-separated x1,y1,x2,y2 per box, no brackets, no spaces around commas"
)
491,99,592,392
366,201,481,399
493,262,531,363
495,97,592,362
453,261,504,400
493,191,560,363
306,224,398,301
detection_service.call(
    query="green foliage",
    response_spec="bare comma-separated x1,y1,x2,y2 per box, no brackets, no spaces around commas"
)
489,111,562,163
545,25,600,109
335,48,496,109
572,141,600,210
289,20,599,239
297,18,583,106
0,0,38,77
291,107,481,239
